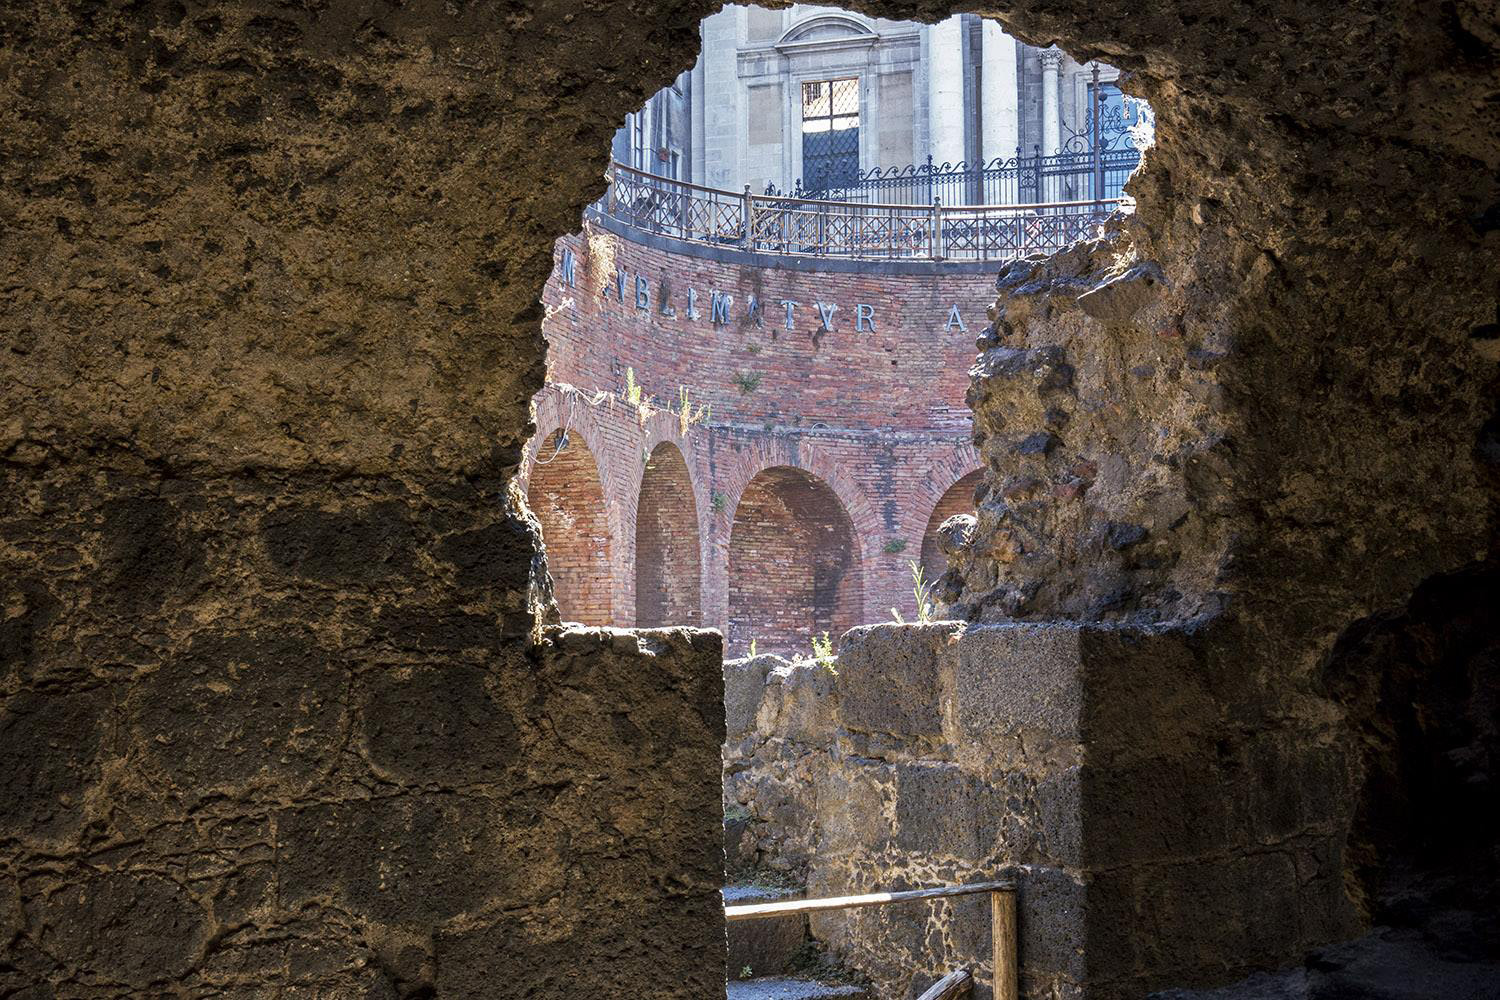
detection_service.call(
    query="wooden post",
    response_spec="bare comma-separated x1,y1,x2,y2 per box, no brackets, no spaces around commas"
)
992,890,1018,1000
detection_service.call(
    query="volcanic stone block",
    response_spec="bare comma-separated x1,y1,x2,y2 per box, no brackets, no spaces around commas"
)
726,654,786,740
26,871,212,989
125,630,348,803
956,623,1084,755
0,687,107,843
894,762,1004,857
836,622,959,741
759,659,839,744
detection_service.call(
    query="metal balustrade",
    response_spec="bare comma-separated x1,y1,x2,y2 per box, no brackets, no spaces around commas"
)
601,161,1128,263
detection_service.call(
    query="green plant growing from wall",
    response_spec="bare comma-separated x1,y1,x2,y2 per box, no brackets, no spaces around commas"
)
911,560,935,623
622,366,656,427
676,385,711,436
748,638,757,658
711,489,727,513
810,632,836,672
896,561,937,624
733,371,762,394
883,538,908,554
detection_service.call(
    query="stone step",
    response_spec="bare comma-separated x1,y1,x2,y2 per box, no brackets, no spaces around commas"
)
723,884,807,979
727,977,872,1000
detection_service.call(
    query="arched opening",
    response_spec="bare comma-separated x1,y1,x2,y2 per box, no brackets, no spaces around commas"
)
527,429,613,625
920,469,985,582
635,442,702,627
727,467,862,658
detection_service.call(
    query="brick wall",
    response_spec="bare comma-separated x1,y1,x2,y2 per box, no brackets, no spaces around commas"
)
525,222,993,653
637,442,703,627
727,467,862,657
528,429,614,626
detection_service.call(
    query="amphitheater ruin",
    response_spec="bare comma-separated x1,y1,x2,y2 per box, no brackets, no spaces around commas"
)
1,1,1497,1000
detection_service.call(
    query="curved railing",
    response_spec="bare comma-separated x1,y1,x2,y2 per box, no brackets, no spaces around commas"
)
598,162,1130,263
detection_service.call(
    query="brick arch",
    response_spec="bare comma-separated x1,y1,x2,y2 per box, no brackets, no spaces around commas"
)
635,441,702,627
921,467,986,582
726,465,864,659
707,438,883,632
526,427,613,626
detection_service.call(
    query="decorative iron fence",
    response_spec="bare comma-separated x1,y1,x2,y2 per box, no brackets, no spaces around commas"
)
772,66,1150,208
600,162,1126,263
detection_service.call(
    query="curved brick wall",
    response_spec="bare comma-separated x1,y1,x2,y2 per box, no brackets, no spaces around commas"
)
525,218,994,653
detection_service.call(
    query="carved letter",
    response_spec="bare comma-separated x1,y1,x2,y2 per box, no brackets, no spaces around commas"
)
560,246,576,287
816,302,838,331
710,290,733,325
945,304,967,332
855,303,876,332
780,299,799,330
635,275,650,311
746,294,764,327
687,287,701,320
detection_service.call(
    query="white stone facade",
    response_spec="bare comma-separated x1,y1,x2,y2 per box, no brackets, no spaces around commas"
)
615,5,1132,202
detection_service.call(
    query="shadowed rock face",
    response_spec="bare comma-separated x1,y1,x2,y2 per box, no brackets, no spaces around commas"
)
0,0,1496,996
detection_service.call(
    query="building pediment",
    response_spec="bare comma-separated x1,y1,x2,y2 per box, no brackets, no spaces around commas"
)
774,14,878,52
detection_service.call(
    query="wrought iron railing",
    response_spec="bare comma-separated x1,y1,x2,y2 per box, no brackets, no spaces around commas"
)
776,65,1151,207
599,163,1126,263
774,147,1142,208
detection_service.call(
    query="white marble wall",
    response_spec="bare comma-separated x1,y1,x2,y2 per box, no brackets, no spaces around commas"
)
656,5,1126,199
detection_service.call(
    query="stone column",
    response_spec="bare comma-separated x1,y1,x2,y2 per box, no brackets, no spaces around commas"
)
690,50,706,184
980,20,1020,165
1041,46,1063,157
927,16,967,167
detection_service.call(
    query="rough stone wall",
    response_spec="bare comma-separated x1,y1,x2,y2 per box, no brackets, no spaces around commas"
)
935,238,1226,624
725,622,1361,1000
3,0,1498,994
919,0,1500,990
0,2,725,995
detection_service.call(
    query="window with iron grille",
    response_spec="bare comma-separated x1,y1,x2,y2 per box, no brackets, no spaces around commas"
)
801,77,860,192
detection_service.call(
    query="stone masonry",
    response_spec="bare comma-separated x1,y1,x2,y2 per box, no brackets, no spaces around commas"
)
0,0,1497,995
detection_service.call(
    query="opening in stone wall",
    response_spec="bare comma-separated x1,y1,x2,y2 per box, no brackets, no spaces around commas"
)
525,4,1152,646
518,7,1157,994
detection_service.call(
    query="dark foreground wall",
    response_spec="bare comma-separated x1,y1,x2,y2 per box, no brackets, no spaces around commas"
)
0,2,725,996
2,0,1498,996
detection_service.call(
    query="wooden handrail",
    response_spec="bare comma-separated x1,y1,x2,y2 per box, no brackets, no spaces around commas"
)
916,968,972,1000
723,880,1013,920
723,881,1018,1000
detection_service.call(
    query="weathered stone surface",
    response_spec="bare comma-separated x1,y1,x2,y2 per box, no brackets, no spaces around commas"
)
727,653,788,740
836,622,958,743
955,623,1084,759
2,0,1498,994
